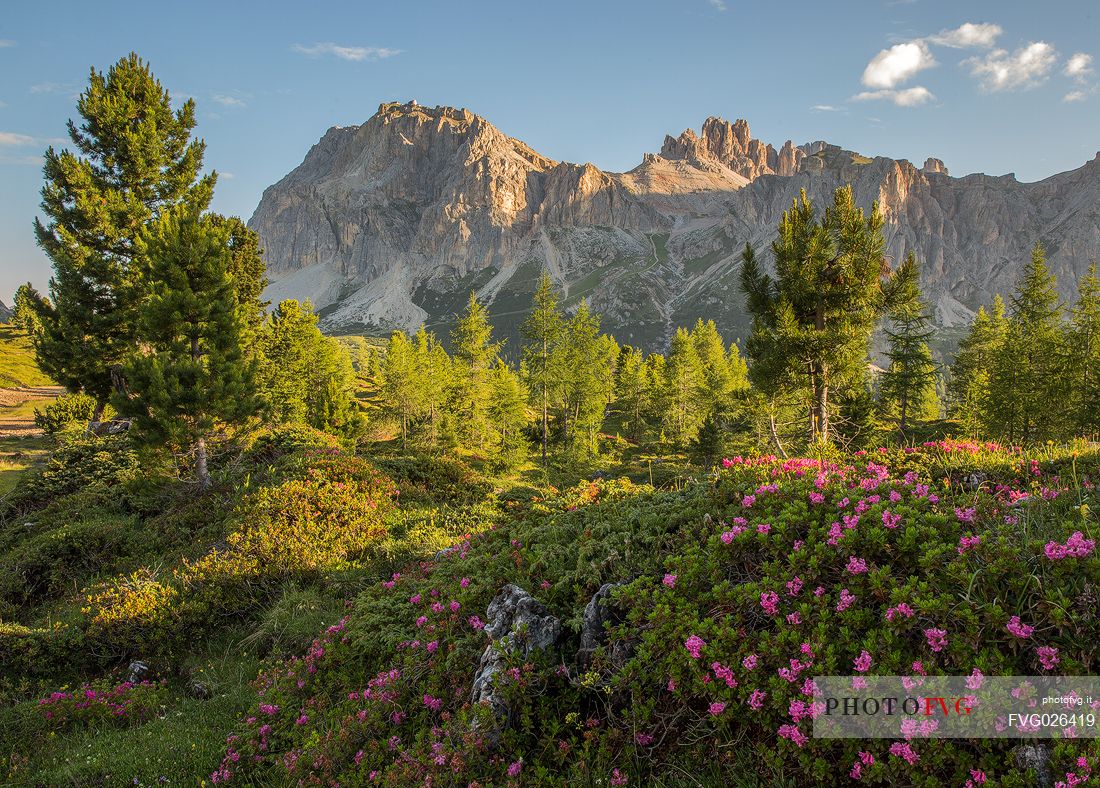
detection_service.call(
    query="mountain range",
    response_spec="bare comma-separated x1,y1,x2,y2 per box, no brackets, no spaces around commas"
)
249,100,1100,351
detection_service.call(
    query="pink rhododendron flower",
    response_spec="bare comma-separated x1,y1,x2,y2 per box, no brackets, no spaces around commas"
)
507,760,523,777
1044,532,1096,560
777,723,808,747
924,628,948,652
786,576,803,596
460,577,470,588
853,650,872,673
684,635,706,659
760,591,780,615
1037,645,1060,671
889,741,920,764
886,603,914,622
709,701,727,716
846,556,869,575
748,689,766,709
742,654,758,670
958,535,981,554
881,510,902,529
1006,616,1034,638
662,573,677,588
836,588,856,612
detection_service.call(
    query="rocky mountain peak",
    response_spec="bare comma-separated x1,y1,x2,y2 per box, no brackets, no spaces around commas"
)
250,101,1100,349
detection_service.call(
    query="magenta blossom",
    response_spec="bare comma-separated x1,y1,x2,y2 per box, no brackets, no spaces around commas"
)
924,628,948,653
1006,616,1034,639
662,573,677,588
684,635,706,659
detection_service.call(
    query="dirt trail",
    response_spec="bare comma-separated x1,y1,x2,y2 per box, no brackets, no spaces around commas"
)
0,386,63,437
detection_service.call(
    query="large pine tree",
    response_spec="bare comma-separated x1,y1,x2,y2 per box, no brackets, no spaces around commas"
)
988,243,1065,442
948,296,1007,437
120,205,258,488
34,53,214,418
879,253,939,437
739,187,914,444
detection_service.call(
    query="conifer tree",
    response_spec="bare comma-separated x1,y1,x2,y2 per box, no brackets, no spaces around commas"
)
739,187,913,444
206,215,269,331
521,273,564,464
664,327,704,444
414,326,451,448
879,253,939,437
988,243,1065,442
487,360,528,461
558,300,611,456
12,283,44,337
948,297,1007,437
382,331,423,450
34,53,214,418
257,300,363,438
450,293,501,450
1067,264,1100,435
119,205,257,488
614,346,651,442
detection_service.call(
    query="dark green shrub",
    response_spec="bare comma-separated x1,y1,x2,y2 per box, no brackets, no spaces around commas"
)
32,393,101,436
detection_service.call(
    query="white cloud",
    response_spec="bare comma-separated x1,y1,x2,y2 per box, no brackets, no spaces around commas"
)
213,94,246,107
811,104,840,112
0,40,14,48
1065,53,1094,82
862,41,936,88
964,42,1058,91
927,22,1002,49
708,0,726,10
1064,90,1088,102
29,82,77,95
291,42,401,62
853,86,936,107
0,132,37,146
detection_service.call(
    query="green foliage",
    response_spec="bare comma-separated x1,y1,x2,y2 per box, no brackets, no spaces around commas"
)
11,283,43,337
1066,264,1100,435
256,300,364,440
522,272,565,463
740,187,917,446
0,323,54,389
988,243,1066,443
119,204,260,487
213,443,1100,785
879,252,940,436
449,292,501,450
32,392,101,436
33,53,213,410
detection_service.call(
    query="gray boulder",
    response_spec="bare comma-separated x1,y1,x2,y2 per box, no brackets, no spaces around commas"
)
471,585,561,724
1013,744,1052,788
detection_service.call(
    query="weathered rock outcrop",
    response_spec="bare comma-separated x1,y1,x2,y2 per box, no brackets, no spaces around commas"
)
576,582,634,670
250,101,1100,351
471,585,561,723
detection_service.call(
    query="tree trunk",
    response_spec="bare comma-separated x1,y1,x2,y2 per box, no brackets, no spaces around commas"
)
541,386,548,466
768,409,789,459
92,399,106,423
195,436,210,490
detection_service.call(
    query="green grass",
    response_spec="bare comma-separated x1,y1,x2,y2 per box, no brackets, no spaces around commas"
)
0,435,50,499
0,641,262,785
0,325,51,389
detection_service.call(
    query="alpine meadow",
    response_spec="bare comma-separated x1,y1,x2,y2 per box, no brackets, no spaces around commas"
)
2,7,1100,786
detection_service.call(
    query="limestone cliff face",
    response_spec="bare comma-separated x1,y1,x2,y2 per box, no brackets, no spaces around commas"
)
250,101,1100,349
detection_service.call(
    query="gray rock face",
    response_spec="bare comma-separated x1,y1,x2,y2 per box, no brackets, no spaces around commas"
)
471,585,561,723
1012,744,1052,788
577,582,636,670
250,100,1100,351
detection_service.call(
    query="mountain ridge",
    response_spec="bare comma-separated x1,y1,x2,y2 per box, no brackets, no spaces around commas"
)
249,100,1100,350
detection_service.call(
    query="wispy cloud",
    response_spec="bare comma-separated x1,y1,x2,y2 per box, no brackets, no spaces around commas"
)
963,42,1058,92
853,86,936,107
1065,52,1094,82
0,131,37,146
29,82,78,96
0,40,14,48
862,41,936,89
811,104,841,112
708,0,727,10
291,42,401,62
213,94,247,108
1064,89,1088,103
927,22,1002,49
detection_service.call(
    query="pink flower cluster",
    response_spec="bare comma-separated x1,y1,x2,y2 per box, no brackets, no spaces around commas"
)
1006,615,1034,639
836,588,856,612
684,634,706,659
760,591,780,615
1037,645,1060,671
1044,532,1096,560
849,751,874,780
958,535,981,554
924,627,948,652
886,603,914,622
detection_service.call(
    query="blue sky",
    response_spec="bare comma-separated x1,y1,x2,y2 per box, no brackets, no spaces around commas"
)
1,0,1098,299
